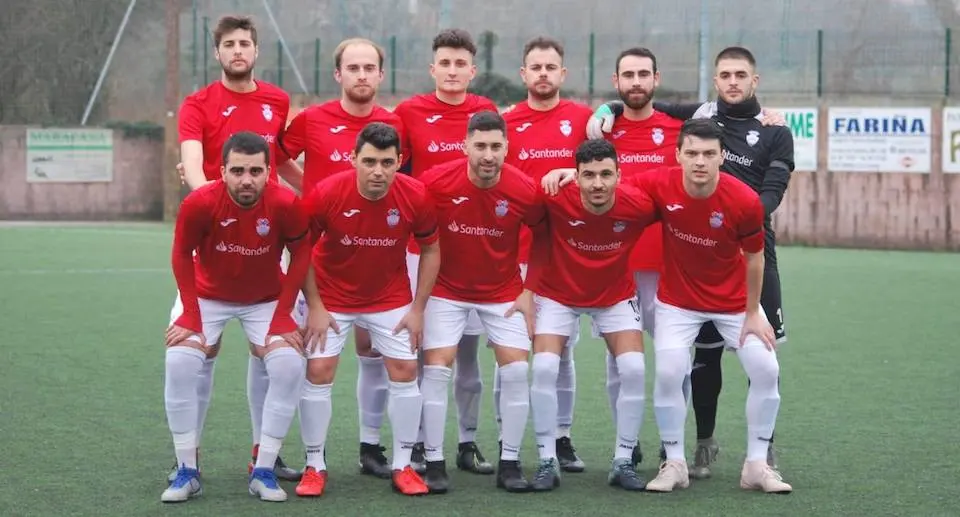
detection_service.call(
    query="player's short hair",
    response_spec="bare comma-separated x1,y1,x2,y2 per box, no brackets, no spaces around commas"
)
432,28,477,55
466,110,506,136
677,118,724,149
714,46,756,68
222,131,269,166
522,36,565,63
355,122,400,156
213,15,257,47
615,47,658,74
575,139,618,168
334,38,385,70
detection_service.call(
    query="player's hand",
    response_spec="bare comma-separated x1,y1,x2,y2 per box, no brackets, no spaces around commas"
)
541,168,576,196
176,162,186,185
304,307,340,355
270,331,306,356
586,101,625,140
760,108,786,127
165,324,204,347
740,310,776,350
504,290,536,339
394,308,425,352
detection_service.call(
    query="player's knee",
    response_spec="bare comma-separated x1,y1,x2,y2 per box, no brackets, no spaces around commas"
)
264,347,306,386
560,345,575,362
423,346,456,368
165,345,206,380
454,368,483,394
531,353,561,387
354,328,375,356
745,354,780,389
497,360,528,385
615,351,645,383
654,354,687,390
384,359,418,383
305,358,337,385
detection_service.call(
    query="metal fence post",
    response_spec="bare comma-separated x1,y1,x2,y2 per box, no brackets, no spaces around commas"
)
816,29,823,98
277,40,283,88
588,32,595,100
314,38,320,95
390,35,397,95
946,28,952,99
203,16,210,85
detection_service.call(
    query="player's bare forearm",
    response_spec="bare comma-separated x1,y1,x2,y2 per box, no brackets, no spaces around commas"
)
170,249,202,332
277,159,303,194
269,237,311,333
180,140,209,190
301,263,326,311
745,251,765,314
413,241,440,313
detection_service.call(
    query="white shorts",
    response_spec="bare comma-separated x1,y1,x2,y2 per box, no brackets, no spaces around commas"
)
422,297,530,351
654,298,771,352
520,263,580,348
535,295,642,337
309,304,417,361
169,295,277,347
408,252,483,336
591,271,658,339
170,291,305,344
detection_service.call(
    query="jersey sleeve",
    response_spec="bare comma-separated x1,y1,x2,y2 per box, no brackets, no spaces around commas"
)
651,101,707,121
274,96,293,163
170,193,209,332
411,189,439,245
737,192,766,253
523,190,548,227
279,109,307,160
303,185,329,236
282,196,310,243
759,126,795,216
177,97,205,143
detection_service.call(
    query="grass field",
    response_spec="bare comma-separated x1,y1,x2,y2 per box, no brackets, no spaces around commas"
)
1,223,958,517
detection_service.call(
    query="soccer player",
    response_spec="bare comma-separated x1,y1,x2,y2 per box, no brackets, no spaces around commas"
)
393,28,499,474
587,46,794,477
637,118,791,494
174,14,303,482
527,139,655,492
162,132,309,503
417,111,540,494
497,36,594,472
279,37,406,480
289,122,437,497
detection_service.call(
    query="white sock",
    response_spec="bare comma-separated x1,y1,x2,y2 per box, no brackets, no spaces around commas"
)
247,355,269,446
454,335,482,444
530,352,561,460
605,350,620,425
613,352,646,460
556,346,576,437
421,365,452,462
498,361,530,462
165,346,205,469
299,381,332,471
388,380,423,470
653,348,690,461
492,363,503,440
256,348,306,469
738,345,782,462
195,357,215,446
357,356,388,445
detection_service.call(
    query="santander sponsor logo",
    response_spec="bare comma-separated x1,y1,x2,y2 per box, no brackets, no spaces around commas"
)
339,235,399,247
517,147,574,161
215,241,272,256
667,224,718,247
619,152,665,165
565,237,622,252
427,140,464,153
447,220,505,238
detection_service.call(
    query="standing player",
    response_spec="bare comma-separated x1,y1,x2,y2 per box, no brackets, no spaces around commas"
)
393,29,499,474
527,139,655,492
280,37,405,481
288,122,437,497
162,132,309,503
638,118,791,494
418,111,540,494
497,36,593,473
588,47,794,477
174,14,303,482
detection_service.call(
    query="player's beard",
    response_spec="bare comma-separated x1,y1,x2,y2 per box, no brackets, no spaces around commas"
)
221,59,254,82
528,81,560,102
618,86,654,111
470,159,502,184
721,84,754,104
229,185,261,207
344,84,377,105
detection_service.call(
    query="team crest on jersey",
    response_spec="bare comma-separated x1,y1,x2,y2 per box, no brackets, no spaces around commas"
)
652,127,664,145
559,120,572,137
613,221,626,233
261,104,273,121
494,199,509,217
746,130,759,147
256,217,271,236
386,208,401,227
709,211,724,228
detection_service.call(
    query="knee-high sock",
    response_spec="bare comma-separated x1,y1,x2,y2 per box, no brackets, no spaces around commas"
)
247,355,269,446
255,348,306,469
454,335,482,443
357,356,388,445
737,346,781,461
691,346,724,440
300,381,332,471
492,363,502,439
388,380,423,470
165,347,206,469
420,365,452,462
605,350,620,425
195,356,216,446
556,346,576,437
530,352,561,460
498,361,530,461
613,352,646,460
653,348,690,461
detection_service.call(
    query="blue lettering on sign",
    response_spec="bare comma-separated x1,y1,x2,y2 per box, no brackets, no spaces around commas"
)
832,117,926,135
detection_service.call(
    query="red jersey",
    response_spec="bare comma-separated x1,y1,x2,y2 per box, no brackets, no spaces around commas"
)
640,168,765,313
394,93,498,178
178,80,290,181
171,181,307,330
419,159,541,303
503,99,594,264
607,110,682,272
280,100,406,196
303,170,438,312
530,182,656,308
